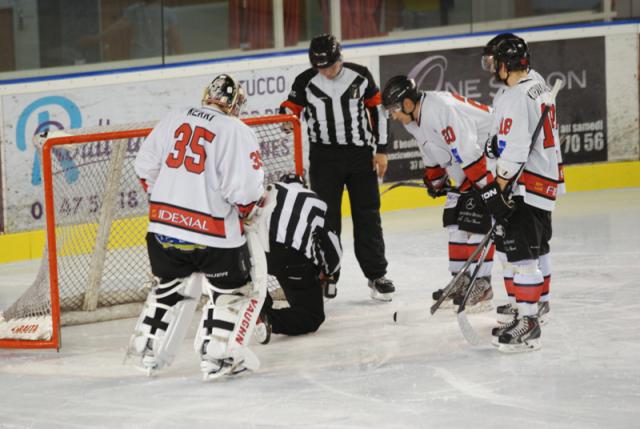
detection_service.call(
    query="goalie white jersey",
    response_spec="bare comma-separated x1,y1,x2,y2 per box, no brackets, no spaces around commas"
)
135,105,264,248
491,76,561,211
403,91,494,190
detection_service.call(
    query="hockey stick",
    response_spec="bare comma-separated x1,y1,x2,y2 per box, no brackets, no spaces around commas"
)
455,78,563,345
429,223,496,315
455,236,493,346
392,225,494,325
380,181,425,196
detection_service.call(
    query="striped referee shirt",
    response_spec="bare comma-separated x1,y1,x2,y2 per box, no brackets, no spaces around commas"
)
280,63,388,152
267,182,341,275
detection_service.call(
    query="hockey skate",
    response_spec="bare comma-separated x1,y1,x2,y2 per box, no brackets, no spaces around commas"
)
496,302,518,324
125,337,160,377
368,276,395,302
491,316,518,346
432,273,469,309
453,276,493,313
201,357,249,380
199,340,260,381
497,316,541,353
497,301,550,325
253,312,272,345
537,301,550,325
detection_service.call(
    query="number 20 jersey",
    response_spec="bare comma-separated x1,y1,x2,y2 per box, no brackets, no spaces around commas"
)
403,91,494,190
135,105,264,248
491,76,561,212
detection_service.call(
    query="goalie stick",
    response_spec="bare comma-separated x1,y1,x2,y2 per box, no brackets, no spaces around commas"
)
454,79,563,346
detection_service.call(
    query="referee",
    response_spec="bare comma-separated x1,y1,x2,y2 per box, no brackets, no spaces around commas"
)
257,174,342,342
279,33,394,301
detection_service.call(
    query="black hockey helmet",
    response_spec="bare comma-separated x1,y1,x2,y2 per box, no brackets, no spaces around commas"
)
202,74,246,117
482,33,526,72
493,37,530,73
280,172,307,187
381,75,420,112
309,34,342,69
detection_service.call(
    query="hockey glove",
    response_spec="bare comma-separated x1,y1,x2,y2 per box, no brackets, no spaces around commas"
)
484,135,500,159
424,175,451,198
480,181,515,224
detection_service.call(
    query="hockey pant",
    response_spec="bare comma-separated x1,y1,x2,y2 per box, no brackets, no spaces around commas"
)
264,243,325,335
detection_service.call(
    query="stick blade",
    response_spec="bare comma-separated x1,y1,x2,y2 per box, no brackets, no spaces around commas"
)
456,311,485,347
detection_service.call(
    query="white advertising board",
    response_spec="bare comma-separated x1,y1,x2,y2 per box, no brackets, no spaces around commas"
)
0,65,308,232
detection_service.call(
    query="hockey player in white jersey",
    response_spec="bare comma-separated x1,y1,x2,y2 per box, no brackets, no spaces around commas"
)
481,33,565,330
479,38,562,352
381,75,495,312
129,74,267,379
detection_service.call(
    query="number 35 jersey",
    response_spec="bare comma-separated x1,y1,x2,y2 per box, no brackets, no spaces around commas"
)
135,105,264,248
491,77,561,212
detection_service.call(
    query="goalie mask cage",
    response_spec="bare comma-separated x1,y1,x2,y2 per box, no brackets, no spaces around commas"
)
0,114,303,349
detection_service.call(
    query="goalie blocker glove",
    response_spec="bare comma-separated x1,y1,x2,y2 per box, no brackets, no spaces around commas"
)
480,181,514,223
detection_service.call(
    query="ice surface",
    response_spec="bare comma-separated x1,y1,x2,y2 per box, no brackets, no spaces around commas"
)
1,189,639,429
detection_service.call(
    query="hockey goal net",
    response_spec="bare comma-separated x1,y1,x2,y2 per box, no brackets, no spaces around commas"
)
0,114,303,349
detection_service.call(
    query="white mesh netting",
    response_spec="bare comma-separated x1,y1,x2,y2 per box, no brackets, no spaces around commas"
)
0,117,300,343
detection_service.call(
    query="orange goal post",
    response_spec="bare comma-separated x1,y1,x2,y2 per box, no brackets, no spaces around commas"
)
0,114,303,349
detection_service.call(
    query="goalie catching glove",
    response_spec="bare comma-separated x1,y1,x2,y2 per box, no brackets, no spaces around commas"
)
480,181,515,223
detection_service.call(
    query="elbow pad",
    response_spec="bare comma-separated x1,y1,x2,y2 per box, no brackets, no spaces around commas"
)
496,158,522,180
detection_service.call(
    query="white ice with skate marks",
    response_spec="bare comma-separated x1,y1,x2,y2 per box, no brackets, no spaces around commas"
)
1,189,639,428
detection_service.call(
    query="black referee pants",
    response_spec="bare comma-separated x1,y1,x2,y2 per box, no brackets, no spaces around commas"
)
264,243,325,335
309,145,388,281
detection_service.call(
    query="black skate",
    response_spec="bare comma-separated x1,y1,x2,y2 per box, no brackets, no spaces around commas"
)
368,276,395,302
498,316,541,353
491,316,518,347
496,302,518,324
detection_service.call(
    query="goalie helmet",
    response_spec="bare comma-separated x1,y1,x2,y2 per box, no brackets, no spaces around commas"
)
493,38,530,73
381,75,419,112
482,33,526,72
309,34,342,69
202,74,247,117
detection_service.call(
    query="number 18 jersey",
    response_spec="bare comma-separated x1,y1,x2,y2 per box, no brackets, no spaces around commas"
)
491,76,561,211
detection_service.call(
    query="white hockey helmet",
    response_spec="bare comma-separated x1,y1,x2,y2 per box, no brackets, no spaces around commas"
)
202,74,247,117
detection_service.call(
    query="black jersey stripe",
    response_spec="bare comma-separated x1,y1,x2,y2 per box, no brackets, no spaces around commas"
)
308,83,338,146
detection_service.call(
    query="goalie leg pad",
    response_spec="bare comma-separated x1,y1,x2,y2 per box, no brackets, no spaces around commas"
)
127,274,202,373
195,282,265,378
